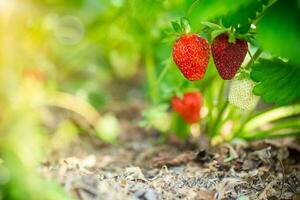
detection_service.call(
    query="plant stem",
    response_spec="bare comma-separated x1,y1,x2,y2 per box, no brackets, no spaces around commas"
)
208,100,229,138
247,49,253,61
245,47,263,69
253,0,278,25
187,0,200,18
207,80,226,137
217,80,226,105
213,101,229,137
156,58,171,86
145,45,159,103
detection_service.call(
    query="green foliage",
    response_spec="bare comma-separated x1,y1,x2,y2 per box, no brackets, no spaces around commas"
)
188,0,254,30
171,113,191,139
171,18,191,34
238,104,300,139
222,0,269,33
251,58,300,105
130,0,163,28
140,104,171,132
257,0,300,65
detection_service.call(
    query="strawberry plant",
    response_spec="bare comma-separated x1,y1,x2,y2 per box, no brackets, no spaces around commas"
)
1,1,300,199
141,0,300,142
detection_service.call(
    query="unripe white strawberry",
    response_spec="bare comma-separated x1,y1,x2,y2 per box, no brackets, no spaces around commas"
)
228,78,259,110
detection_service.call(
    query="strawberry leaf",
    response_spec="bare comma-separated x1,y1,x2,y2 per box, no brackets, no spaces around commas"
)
221,0,268,33
201,21,222,30
211,29,227,40
250,58,300,105
256,0,300,65
188,0,254,30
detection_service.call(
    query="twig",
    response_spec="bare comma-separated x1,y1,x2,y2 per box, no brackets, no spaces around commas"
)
278,158,285,199
258,180,276,200
247,49,253,61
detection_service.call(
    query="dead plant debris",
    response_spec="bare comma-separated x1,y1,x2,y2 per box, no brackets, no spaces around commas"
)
41,135,300,200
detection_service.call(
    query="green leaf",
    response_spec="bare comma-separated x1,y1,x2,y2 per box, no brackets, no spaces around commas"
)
171,21,183,33
141,104,171,132
257,0,300,65
211,29,227,40
242,104,300,132
250,58,300,105
201,21,222,30
222,0,267,33
188,0,254,30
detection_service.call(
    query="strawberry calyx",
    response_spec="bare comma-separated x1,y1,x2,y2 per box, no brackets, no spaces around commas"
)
201,21,254,43
234,69,251,80
228,28,236,43
171,17,191,35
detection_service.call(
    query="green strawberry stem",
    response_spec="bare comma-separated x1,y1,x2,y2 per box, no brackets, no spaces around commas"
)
252,0,278,25
146,45,159,103
187,0,200,18
208,101,229,138
208,80,228,138
156,57,172,86
204,77,217,135
245,47,263,69
247,49,253,61
228,27,236,43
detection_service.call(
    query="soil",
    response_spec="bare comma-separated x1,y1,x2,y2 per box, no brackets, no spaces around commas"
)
40,105,300,200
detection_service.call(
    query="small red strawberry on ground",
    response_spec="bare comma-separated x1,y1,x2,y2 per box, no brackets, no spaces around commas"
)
171,91,203,124
212,34,248,80
172,34,210,81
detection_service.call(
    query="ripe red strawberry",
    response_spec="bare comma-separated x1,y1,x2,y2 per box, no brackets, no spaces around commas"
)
171,91,202,124
172,34,210,81
212,34,248,80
